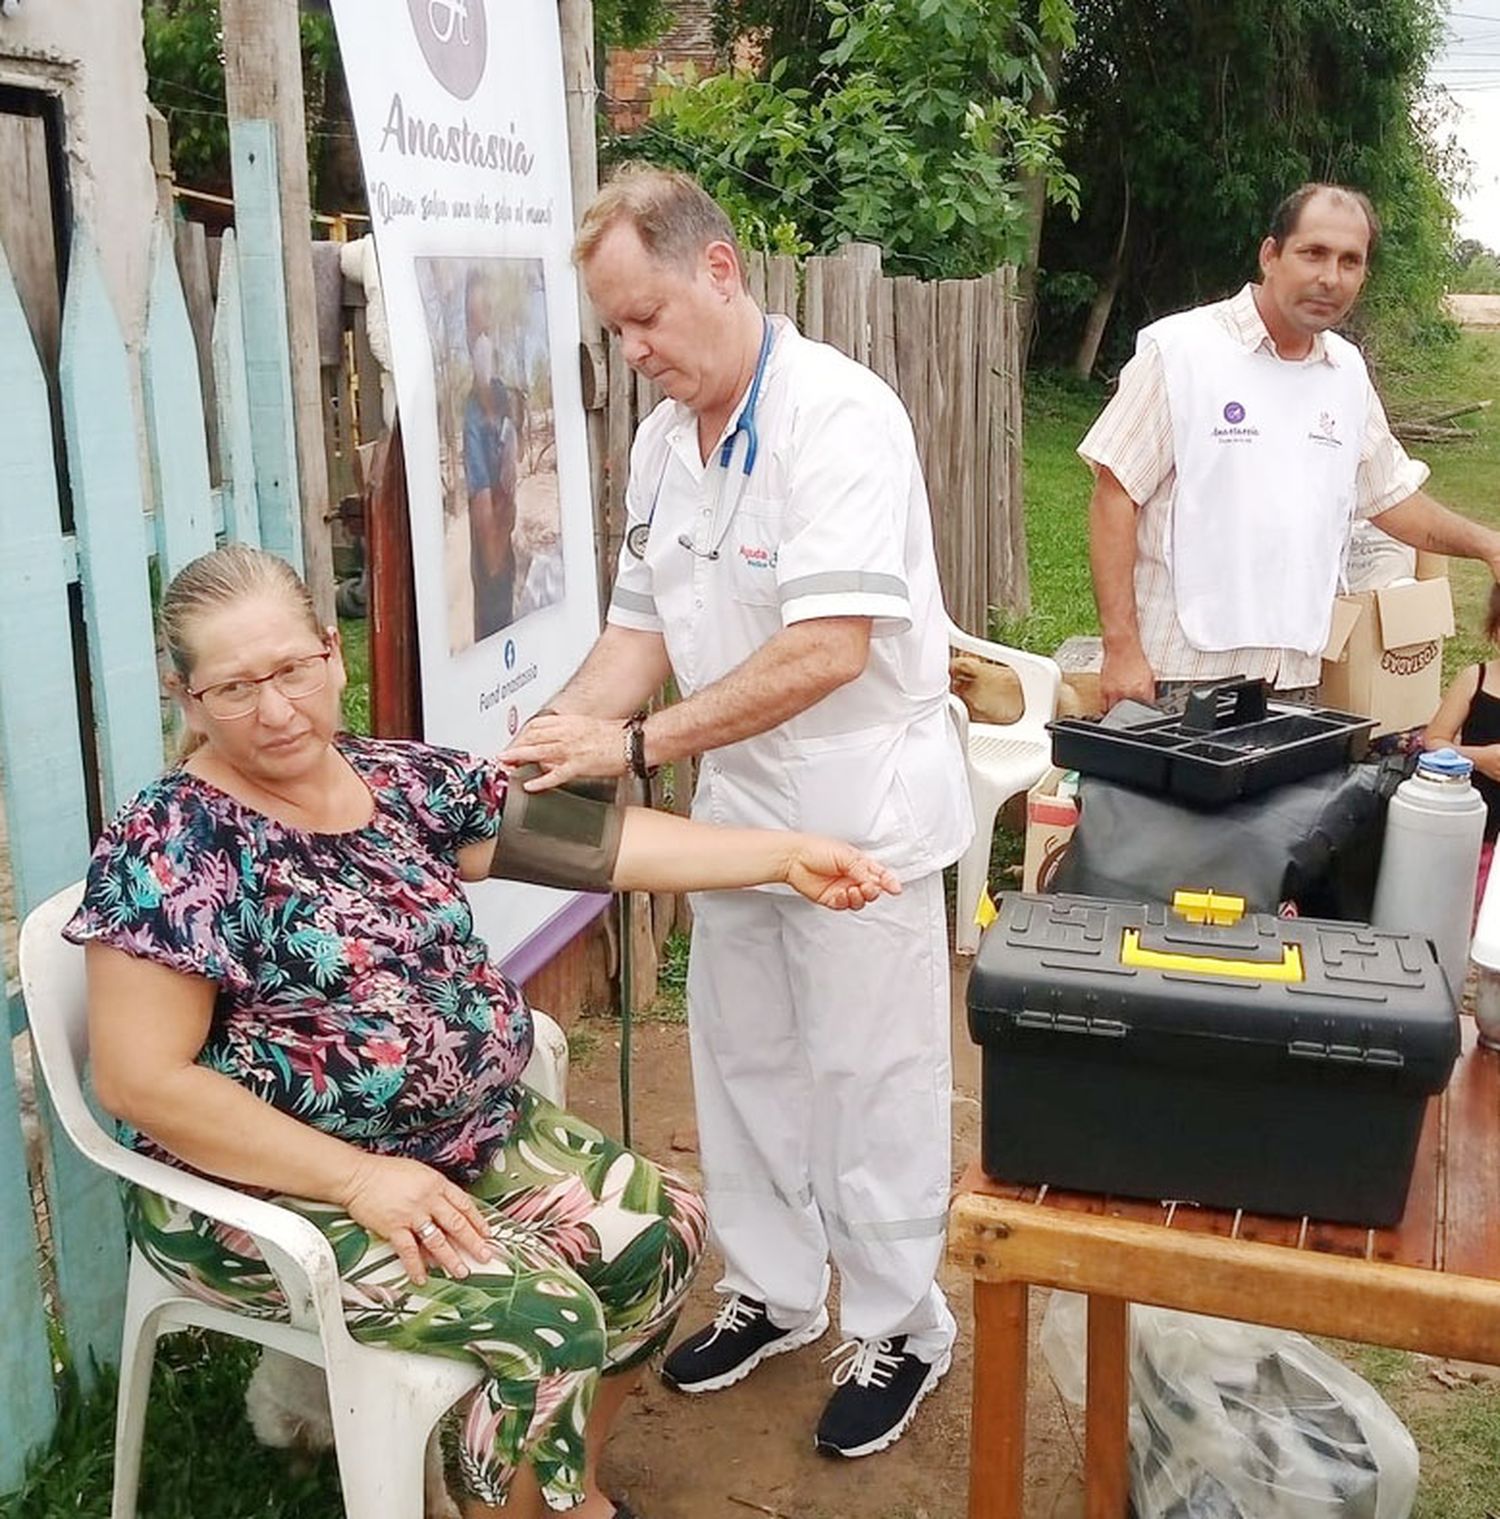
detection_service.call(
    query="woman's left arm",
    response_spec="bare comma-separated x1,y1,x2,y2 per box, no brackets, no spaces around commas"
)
461,806,899,909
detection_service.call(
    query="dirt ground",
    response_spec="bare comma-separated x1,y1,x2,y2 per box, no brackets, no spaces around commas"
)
563,955,1088,1519
1445,292,1500,329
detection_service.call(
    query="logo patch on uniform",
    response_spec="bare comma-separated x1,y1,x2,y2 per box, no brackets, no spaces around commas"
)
1308,411,1343,448
1223,401,1246,424
738,543,776,569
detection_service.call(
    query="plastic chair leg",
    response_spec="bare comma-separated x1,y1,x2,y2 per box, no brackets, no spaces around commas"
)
327,1359,469,1519
110,1264,169,1519
955,793,1004,956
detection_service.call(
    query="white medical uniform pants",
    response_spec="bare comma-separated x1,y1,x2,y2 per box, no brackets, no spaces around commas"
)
686,870,956,1360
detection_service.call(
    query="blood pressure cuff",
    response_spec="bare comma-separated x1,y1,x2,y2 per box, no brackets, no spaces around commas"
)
491,765,624,893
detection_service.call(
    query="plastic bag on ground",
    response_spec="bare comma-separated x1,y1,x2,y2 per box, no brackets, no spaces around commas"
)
1039,1292,1418,1519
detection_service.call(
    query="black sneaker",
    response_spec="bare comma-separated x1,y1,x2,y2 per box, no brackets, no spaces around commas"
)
661,1294,829,1393
814,1335,952,1457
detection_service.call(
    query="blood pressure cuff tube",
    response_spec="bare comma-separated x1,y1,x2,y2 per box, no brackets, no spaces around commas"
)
490,765,625,893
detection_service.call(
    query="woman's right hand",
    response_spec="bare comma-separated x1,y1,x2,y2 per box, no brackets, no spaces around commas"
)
784,837,903,909
338,1152,495,1285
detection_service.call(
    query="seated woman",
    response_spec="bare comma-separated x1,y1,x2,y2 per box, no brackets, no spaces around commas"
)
65,544,899,1519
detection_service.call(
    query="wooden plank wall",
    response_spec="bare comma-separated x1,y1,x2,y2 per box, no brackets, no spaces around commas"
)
598,244,1025,639
0,213,270,1483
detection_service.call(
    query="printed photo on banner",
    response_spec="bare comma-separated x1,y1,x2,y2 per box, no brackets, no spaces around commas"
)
415,255,565,653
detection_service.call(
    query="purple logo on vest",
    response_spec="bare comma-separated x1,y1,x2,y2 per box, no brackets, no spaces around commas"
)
1223,401,1246,424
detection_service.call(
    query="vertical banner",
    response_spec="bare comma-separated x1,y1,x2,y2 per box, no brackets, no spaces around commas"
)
331,0,603,970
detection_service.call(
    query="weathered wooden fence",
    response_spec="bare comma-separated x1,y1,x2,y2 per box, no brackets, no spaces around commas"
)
168,215,382,555
0,173,304,1486
600,243,1027,635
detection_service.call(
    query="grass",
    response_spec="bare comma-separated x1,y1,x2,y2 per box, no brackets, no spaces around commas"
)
993,370,1103,652
0,1339,342,1518
1344,1346,1500,1519
642,930,690,1023
338,614,371,735
1378,332,1500,678
8,341,1495,1517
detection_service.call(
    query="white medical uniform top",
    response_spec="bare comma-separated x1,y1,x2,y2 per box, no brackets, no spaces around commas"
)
607,316,972,882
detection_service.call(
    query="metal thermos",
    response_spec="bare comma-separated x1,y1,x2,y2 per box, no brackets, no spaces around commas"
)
1371,748,1486,1004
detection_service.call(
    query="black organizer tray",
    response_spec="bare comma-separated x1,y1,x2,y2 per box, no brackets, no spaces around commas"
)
1048,678,1376,806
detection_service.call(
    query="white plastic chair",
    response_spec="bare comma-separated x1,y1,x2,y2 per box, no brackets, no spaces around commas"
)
18,881,566,1519
948,619,1062,954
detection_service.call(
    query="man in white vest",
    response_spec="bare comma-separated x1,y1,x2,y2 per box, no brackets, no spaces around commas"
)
1083,182,1500,709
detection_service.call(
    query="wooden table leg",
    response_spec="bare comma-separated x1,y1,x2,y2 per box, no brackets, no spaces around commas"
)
1085,1294,1130,1519
969,1279,1028,1519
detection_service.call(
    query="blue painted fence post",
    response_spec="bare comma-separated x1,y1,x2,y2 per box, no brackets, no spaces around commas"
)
143,217,217,582
0,231,75,1489
230,120,304,570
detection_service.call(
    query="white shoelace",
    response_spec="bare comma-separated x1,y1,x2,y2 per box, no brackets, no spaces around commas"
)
702,1294,762,1345
826,1337,903,1389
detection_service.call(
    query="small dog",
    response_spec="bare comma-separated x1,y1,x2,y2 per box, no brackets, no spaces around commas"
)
245,1348,460,1519
950,652,1092,724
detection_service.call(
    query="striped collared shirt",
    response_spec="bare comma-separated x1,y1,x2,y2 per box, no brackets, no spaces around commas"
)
1078,283,1429,689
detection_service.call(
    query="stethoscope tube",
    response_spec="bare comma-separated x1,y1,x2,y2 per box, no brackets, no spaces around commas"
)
636,316,775,563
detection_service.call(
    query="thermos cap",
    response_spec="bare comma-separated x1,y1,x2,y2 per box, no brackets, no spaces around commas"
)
1416,747,1474,781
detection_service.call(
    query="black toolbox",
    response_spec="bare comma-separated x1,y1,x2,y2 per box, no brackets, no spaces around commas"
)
1048,678,1375,807
968,892,1460,1226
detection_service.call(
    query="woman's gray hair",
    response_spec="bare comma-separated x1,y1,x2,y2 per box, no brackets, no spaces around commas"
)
160,543,320,679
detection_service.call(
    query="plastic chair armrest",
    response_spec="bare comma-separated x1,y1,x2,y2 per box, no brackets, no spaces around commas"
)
104,1146,345,1334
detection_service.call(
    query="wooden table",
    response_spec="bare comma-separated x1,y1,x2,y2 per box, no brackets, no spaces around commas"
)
947,1025,1500,1519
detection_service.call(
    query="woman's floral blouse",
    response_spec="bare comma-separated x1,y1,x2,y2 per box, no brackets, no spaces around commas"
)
64,735,532,1186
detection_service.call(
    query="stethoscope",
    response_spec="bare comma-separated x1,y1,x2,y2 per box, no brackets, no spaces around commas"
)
625,316,774,562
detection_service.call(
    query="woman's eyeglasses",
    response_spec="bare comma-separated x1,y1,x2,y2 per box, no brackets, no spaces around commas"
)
186,650,333,719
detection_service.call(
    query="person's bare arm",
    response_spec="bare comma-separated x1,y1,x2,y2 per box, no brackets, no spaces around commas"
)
459,803,900,907
544,623,675,722
86,945,493,1284
501,616,871,791
1089,466,1156,707
1372,491,1500,575
1424,664,1500,781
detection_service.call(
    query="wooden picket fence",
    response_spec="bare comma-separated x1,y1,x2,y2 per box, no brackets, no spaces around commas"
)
600,243,1028,636
0,145,305,1485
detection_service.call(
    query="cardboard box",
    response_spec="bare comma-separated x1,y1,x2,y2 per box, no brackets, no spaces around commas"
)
1319,575,1454,736
1022,767,1079,893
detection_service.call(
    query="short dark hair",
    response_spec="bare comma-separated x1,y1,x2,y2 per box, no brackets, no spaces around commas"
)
1268,183,1381,258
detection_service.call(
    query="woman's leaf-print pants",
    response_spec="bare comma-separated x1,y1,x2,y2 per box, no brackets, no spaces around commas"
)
125,1088,707,1510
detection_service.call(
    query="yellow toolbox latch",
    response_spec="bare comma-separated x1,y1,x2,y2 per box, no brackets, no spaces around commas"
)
1172,889,1246,926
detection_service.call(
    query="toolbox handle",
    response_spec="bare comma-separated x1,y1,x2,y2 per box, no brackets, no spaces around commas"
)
1178,677,1269,734
1121,929,1305,983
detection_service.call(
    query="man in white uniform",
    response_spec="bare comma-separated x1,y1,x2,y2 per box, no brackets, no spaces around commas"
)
1084,182,1500,710
501,166,971,1458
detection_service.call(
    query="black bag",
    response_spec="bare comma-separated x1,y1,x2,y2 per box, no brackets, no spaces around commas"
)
1052,758,1406,919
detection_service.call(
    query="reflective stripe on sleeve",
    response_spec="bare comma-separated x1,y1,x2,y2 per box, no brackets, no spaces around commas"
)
778,570,909,604
610,585,658,616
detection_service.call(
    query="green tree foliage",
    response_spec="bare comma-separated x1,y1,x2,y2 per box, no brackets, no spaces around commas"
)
1453,239,1500,295
1036,0,1458,369
144,1,343,196
619,0,1080,278
596,0,676,48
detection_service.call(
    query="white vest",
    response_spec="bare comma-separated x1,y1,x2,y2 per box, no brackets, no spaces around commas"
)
1146,308,1368,657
